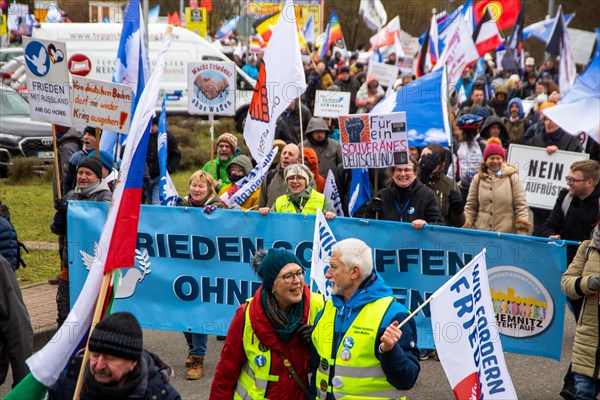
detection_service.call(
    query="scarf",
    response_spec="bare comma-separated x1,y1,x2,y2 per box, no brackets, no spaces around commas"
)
286,188,312,213
81,360,143,400
76,181,101,197
188,194,214,207
261,290,303,342
543,129,565,145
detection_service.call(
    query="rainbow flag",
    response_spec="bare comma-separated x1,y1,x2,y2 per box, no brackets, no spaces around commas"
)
318,10,345,60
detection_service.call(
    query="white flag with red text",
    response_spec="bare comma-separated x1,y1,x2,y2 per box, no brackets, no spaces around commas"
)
430,250,517,400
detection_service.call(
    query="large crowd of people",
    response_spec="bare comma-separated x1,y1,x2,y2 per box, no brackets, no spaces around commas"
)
2,20,600,400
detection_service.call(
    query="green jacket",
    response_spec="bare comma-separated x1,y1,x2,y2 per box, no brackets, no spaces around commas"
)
202,151,240,192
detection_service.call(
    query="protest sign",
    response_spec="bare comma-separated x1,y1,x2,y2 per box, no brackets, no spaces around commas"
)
71,76,133,133
508,144,589,209
398,55,414,74
339,112,409,168
366,60,399,87
22,36,72,125
188,61,235,116
313,90,350,117
69,203,566,361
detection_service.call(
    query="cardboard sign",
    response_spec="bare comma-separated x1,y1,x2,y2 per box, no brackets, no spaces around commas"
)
22,36,72,125
71,76,132,133
188,61,236,116
507,144,589,210
339,112,408,169
367,61,399,88
313,90,350,118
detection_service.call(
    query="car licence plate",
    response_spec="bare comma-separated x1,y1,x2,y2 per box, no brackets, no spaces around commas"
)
36,151,54,159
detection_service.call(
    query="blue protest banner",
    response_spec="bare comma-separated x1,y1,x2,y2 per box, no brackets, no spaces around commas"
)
69,202,567,360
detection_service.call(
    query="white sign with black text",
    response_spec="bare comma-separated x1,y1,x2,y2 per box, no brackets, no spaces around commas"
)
313,90,351,118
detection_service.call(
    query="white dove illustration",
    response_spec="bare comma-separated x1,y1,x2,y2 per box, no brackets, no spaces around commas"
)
26,46,48,75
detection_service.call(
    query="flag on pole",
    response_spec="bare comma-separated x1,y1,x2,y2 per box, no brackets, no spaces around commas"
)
323,170,344,216
543,28,600,141
434,18,479,88
216,16,240,40
546,6,576,94
243,0,307,161
473,0,521,31
319,10,344,60
99,0,150,156
415,21,432,78
438,0,475,46
372,67,451,147
147,5,160,23
220,147,278,208
501,1,524,73
472,7,503,57
369,15,400,50
430,250,517,399
428,13,439,65
303,14,315,44
522,13,575,42
158,99,181,206
318,17,332,60
348,168,371,217
4,27,174,400
359,0,387,32
310,210,336,300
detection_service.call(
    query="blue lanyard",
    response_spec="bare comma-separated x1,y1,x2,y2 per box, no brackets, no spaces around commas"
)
394,195,412,222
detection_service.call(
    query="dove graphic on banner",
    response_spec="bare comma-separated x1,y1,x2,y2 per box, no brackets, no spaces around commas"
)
323,170,344,216
311,210,336,300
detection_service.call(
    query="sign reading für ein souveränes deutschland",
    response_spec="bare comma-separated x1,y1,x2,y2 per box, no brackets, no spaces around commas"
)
22,36,72,125
314,90,350,117
71,76,133,133
188,61,235,116
339,112,408,169
507,144,589,210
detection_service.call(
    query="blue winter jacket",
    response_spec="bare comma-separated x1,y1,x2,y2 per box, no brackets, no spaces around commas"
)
0,217,18,270
309,272,421,399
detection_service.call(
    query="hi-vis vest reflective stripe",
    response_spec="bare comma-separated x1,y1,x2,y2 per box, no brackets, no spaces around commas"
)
274,190,325,214
312,296,406,400
234,292,325,399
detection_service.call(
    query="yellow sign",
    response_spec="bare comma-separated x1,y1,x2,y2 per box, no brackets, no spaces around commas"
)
185,7,207,37
1,14,7,37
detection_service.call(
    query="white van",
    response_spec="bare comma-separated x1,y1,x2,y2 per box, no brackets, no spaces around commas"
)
32,23,255,130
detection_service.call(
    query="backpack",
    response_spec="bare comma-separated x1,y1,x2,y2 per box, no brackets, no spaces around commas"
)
0,203,28,269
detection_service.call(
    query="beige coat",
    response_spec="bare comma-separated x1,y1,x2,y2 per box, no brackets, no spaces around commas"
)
463,163,531,234
561,228,600,379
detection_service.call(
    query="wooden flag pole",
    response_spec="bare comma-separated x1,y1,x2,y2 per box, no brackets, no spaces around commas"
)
398,295,434,329
52,125,62,199
209,113,215,178
72,270,113,400
298,96,305,161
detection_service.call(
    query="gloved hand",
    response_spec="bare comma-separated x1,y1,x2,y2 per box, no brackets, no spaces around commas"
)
296,324,314,347
51,212,67,234
54,198,68,213
448,190,465,214
203,205,217,214
418,153,441,182
588,276,600,292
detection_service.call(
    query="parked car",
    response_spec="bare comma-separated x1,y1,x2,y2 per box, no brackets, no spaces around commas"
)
0,47,23,68
0,84,54,177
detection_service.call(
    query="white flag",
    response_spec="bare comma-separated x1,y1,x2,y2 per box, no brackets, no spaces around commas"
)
310,210,336,300
430,250,517,400
323,170,344,216
360,0,388,32
434,18,479,89
243,0,307,161
220,148,278,208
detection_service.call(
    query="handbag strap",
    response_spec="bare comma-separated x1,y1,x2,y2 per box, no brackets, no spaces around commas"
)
276,350,309,395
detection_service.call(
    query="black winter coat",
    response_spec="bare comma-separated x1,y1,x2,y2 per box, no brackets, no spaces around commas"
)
365,180,445,225
146,130,181,178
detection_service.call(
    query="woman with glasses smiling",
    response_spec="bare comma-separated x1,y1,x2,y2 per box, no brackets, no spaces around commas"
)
365,156,445,229
210,248,324,399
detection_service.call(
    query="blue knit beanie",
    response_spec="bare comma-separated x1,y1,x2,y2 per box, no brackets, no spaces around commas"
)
257,248,302,291
88,150,114,171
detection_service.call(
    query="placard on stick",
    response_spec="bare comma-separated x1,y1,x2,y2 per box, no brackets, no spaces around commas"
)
188,61,236,116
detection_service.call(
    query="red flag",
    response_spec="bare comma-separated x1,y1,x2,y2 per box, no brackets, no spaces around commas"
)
472,8,503,56
473,0,520,31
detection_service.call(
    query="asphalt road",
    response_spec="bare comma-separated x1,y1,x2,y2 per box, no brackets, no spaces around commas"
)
0,311,576,399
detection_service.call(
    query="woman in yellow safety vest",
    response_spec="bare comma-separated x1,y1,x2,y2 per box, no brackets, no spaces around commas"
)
259,163,336,220
210,248,324,399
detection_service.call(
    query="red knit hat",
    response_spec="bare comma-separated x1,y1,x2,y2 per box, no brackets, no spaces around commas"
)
483,137,506,160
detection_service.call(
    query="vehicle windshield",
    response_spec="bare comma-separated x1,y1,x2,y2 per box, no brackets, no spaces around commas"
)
0,90,30,116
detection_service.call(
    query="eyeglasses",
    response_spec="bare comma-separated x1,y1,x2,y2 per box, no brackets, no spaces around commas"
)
565,176,588,183
276,270,305,284
287,176,305,182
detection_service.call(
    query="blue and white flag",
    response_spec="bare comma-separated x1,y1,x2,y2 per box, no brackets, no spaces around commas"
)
323,170,344,216
348,168,371,217
158,99,181,206
148,5,160,23
99,0,151,156
216,16,240,40
546,6,576,94
371,67,451,147
522,13,574,42
370,47,383,64
303,14,315,44
310,210,336,300
220,148,278,208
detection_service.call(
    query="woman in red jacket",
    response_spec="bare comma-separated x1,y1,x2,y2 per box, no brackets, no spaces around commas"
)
210,248,323,399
